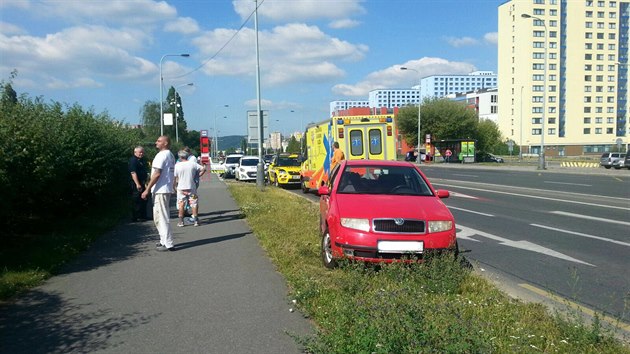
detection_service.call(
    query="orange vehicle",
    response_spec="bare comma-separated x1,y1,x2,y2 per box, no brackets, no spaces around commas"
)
300,107,398,193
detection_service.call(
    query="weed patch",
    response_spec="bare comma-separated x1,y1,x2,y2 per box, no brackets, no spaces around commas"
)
229,183,629,353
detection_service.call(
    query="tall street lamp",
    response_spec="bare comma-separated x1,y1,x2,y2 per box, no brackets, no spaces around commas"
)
520,85,524,161
214,104,229,158
522,13,547,170
400,67,422,163
159,53,189,136
172,82,193,143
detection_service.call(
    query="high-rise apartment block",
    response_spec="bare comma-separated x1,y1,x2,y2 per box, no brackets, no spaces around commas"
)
498,0,629,156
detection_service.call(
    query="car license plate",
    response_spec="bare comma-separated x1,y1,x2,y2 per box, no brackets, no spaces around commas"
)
377,241,423,253
292,176,300,180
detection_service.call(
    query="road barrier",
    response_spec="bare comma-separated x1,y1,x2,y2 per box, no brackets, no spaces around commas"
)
559,161,599,168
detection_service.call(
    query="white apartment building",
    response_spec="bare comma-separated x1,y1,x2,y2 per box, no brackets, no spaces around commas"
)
447,88,499,124
420,71,498,99
498,0,629,156
368,88,422,109
329,100,369,117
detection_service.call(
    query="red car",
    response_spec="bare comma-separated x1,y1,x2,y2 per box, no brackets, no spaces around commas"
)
318,160,457,268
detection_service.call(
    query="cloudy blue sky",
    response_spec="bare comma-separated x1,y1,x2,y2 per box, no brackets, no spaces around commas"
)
1,0,501,136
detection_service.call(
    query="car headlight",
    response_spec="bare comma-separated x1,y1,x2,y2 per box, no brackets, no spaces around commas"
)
239,167,245,172
427,220,453,233
340,218,370,232
278,169,287,175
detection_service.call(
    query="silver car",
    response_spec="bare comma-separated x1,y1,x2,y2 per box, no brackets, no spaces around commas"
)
600,152,626,169
222,154,244,178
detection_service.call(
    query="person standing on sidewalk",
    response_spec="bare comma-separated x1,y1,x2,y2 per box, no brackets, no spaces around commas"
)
174,150,206,227
129,146,148,222
142,136,176,252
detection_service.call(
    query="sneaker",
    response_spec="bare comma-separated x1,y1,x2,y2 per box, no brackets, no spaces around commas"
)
194,220,199,227
156,245,173,252
177,222,184,227
156,242,163,247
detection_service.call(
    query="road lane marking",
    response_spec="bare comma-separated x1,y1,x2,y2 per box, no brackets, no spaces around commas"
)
434,183,630,211
457,225,594,266
544,181,592,187
518,283,630,332
448,206,493,217
449,191,479,199
549,211,630,227
530,223,630,247
453,173,479,178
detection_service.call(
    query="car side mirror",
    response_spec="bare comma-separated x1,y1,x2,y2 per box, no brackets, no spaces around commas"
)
436,189,450,199
318,186,330,195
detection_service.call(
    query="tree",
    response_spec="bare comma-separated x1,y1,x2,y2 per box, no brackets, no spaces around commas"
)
1,70,18,109
140,100,160,139
475,119,504,153
286,136,300,154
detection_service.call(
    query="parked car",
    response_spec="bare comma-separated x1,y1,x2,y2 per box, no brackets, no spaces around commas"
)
222,154,244,178
235,156,259,181
476,152,504,163
600,152,626,169
318,160,457,268
267,153,302,187
612,158,626,170
624,154,630,170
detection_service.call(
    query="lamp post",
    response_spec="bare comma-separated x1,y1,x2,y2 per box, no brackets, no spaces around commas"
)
520,85,524,161
214,105,229,158
400,67,422,163
172,83,193,143
522,14,547,170
159,53,190,136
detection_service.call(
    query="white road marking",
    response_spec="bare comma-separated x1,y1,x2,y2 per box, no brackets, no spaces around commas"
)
549,211,630,227
544,181,592,187
435,183,630,211
448,191,479,199
456,224,594,266
530,223,630,247
453,173,478,178
448,206,494,217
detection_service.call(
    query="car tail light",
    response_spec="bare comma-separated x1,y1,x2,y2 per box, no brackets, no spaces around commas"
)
386,125,392,136
338,128,344,138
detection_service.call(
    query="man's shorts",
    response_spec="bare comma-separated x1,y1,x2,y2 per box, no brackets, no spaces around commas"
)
177,190,198,208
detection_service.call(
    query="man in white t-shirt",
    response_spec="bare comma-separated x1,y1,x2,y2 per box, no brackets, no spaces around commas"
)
142,135,176,251
174,150,206,227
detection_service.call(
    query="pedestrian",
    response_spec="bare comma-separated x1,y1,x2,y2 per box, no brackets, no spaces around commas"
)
331,141,345,171
184,146,201,188
128,146,148,222
142,136,176,252
174,150,206,227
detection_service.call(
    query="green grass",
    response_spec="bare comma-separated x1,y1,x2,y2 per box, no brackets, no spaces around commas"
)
229,182,629,353
0,196,129,301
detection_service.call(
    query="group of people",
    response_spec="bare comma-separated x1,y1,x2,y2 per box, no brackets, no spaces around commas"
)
128,136,206,252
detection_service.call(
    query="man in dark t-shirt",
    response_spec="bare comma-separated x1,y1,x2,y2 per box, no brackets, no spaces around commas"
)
129,146,148,221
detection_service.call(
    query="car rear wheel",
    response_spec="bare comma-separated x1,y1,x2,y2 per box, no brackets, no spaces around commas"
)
301,179,309,194
274,175,279,187
321,228,337,269
605,166,611,169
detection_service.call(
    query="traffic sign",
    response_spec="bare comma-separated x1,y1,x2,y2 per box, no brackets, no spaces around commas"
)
445,149,452,157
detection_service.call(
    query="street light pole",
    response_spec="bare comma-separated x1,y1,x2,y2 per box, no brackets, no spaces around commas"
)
400,67,422,163
522,14,547,170
520,85,524,161
173,82,193,143
214,105,229,158
254,0,264,189
159,53,189,136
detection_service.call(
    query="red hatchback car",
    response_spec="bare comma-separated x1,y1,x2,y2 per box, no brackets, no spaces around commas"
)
318,160,457,268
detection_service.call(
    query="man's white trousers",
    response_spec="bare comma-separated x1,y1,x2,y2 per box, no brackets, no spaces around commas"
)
153,193,173,248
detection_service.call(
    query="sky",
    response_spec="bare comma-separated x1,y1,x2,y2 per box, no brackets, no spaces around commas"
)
0,0,502,137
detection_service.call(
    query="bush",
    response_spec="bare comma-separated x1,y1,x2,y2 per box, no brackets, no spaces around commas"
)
0,93,142,236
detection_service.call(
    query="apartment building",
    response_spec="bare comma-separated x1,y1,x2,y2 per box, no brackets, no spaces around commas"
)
447,88,499,124
498,0,629,156
420,71,497,99
329,100,369,117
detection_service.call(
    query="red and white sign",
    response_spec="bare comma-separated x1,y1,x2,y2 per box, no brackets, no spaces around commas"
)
445,149,452,157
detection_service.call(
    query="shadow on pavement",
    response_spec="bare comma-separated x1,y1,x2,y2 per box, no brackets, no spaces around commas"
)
173,232,250,251
0,289,158,353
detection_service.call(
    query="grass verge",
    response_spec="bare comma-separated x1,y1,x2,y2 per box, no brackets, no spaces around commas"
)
229,182,629,353
0,196,129,301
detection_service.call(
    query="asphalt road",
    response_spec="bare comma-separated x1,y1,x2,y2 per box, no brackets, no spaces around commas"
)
291,163,630,326
0,174,313,353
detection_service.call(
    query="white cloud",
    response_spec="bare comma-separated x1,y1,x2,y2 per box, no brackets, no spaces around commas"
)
232,0,365,22
0,0,31,10
30,0,177,27
332,57,476,97
328,19,361,29
0,21,26,35
445,36,479,48
484,32,498,45
0,25,159,89
245,98,274,108
192,23,368,85
164,17,200,34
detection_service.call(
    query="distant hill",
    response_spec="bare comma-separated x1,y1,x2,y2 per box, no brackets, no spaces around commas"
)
217,135,246,151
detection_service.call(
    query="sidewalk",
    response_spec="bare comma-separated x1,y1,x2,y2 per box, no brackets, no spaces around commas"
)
0,174,313,353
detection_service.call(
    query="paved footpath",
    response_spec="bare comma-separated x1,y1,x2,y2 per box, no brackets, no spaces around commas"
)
0,174,313,353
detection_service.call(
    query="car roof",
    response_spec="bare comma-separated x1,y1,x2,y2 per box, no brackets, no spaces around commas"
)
226,154,243,157
343,160,415,167
240,155,259,159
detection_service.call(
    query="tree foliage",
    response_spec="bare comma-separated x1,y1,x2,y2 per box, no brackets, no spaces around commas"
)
285,136,301,154
397,98,505,153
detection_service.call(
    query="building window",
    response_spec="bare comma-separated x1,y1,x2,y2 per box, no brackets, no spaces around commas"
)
609,33,616,40
550,9,557,15
533,74,544,81
534,31,545,37
549,96,556,103
585,53,593,60
548,117,556,124
584,117,592,123
584,128,591,134
586,0,593,6
533,96,543,102
549,107,557,113
585,107,592,113
586,11,593,17
533,118,542,124
607,128,614,134
548,128,556,135
533,63,544,70
585,43,593,49
607,97,615,103
585,86,592,92
595,128,602,134
608,54,616,61
532,107,543,113
491,106,498,113
533,41,544,48
607,117,614,123
586,21,593,28
534,53,544,59
534,9,545,15
585,96,592,102
596,117,603,123
585,64,592,70
532,129,542,135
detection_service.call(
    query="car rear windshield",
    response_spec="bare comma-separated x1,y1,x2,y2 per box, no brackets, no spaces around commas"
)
226,157,241,164
240,159,258,166
336,165,433,196
276,157,301,166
